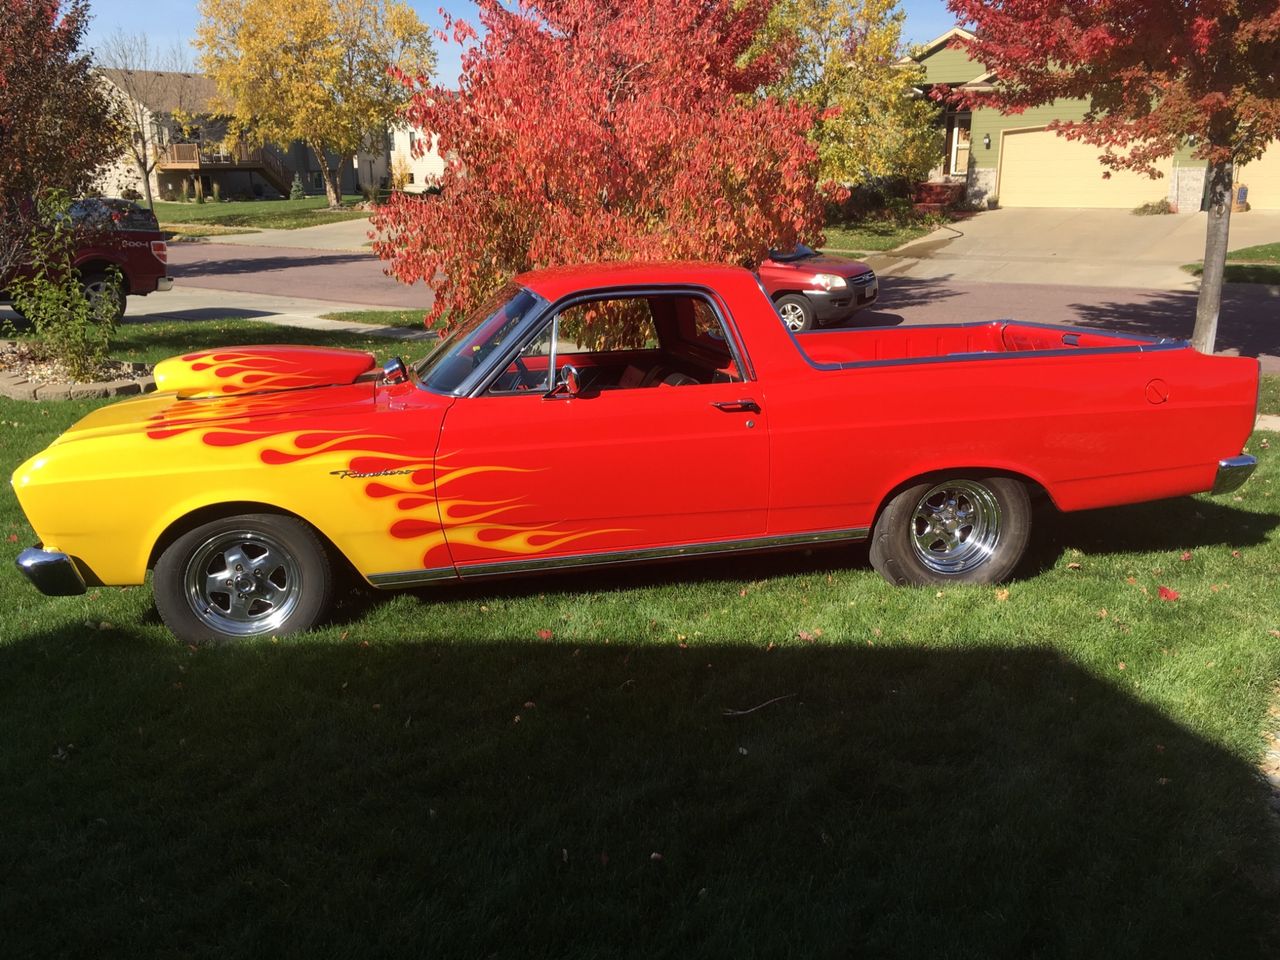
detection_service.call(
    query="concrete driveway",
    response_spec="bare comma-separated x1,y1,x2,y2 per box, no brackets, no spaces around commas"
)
880,208,1280,289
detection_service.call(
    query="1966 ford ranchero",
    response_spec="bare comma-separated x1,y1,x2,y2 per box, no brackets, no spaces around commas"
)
12,262,1260,643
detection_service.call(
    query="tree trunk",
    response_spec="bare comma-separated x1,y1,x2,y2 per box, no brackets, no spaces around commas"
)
312,144,345,208
1192,159,1233,355
137,141,155,210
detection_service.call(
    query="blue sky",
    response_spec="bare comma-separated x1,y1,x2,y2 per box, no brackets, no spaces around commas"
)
84,1,961,84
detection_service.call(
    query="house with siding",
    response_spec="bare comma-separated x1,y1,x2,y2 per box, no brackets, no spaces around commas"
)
906,28,1280,211
95,69,392,202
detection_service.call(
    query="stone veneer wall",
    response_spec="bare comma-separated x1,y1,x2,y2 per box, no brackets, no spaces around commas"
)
965,168,998,208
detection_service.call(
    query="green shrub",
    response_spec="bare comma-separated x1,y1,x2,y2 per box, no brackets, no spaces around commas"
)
290,174,307,201
7,191,120,382
1133,198,1174,215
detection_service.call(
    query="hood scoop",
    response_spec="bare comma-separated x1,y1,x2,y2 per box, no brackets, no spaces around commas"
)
152,345,378,399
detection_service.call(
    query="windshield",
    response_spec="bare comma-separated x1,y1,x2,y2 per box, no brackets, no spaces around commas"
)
415,282,546,394
767,243,818,263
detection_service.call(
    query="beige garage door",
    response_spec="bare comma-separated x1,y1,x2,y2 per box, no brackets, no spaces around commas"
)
998,128,1173,208
1239,141,1280,210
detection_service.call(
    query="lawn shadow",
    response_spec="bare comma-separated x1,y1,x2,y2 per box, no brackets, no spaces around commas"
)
0,634,1274,958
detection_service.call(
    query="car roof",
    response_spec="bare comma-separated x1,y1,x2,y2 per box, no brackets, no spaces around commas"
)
513,261,754,302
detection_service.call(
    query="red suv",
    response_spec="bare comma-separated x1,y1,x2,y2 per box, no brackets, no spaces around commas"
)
758,244,878,332
1,198,173,322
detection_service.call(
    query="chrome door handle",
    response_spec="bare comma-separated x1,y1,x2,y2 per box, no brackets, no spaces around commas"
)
711,398,761,413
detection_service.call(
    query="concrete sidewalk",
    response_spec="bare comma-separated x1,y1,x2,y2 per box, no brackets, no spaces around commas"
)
176,216,376,253
873,208,1280,290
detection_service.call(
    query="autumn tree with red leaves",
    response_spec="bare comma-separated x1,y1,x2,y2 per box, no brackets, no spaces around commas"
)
0,0,124,280
372,0,826,331
946,0,1280,354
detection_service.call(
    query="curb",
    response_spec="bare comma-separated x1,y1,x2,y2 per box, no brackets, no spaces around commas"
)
0,341,155,402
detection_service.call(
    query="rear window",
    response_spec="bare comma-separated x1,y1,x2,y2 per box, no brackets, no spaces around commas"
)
69,199,159,232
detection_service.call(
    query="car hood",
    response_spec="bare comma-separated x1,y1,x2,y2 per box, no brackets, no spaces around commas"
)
763,253,873,278
152,345,378,399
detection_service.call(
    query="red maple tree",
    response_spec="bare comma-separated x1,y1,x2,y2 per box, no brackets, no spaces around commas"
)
372,0,826,330
945,0,1280,353
0,0,124,280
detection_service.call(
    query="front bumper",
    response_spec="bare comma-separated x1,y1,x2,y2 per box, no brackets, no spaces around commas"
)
16,547,87,596
1211,455,1257,495
805,279,879,325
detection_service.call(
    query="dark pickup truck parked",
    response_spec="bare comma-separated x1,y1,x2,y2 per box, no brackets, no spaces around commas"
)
1,198,173,321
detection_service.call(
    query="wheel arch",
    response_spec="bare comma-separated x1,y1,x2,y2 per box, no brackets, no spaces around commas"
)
870,465,1059,532
74,257,132,295
147,500,351,575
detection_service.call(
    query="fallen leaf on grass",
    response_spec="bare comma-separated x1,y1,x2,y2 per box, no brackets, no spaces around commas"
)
1179,551,1192,561
1117,662,1126,671
1067,562,1082,570
995,589,1010,602
5,534,17,543
537,628,553,640
1157,586,1180,601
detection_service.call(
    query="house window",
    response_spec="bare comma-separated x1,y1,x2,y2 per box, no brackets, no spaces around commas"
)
408,172,415,184
408,131,417,151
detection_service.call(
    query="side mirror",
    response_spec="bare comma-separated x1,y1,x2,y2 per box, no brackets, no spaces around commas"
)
547,363,581,399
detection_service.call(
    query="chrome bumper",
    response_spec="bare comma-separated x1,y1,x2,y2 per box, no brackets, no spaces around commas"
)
1211,455,1257,495
156,277,174,292
15,547,87,596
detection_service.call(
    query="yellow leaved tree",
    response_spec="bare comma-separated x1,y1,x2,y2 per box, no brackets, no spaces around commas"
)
195,0,434,207
766,0,941,188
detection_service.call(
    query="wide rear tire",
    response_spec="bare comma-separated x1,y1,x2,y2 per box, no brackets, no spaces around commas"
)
870,475,1031,586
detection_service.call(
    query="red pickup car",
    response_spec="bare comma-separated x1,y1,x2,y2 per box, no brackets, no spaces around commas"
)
13,262,1259,643
1,198,172,321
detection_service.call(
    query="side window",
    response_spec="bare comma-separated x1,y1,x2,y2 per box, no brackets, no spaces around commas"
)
485,291,744,395
489,316,556,394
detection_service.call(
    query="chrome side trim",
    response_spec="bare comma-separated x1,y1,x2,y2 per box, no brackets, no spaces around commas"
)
1211,455,1257,495
16,547,87,597
365,527,871,590
367,567,459,588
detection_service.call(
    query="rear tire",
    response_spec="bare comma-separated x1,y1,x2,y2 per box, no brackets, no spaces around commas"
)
80,271,126,323
870,475,1031,586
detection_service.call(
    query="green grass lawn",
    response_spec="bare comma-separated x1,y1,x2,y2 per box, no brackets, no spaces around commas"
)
63,319,407,367
1,383,1277,955
152,195,369,231
318,308,433,329
1261,374,1280,416
1182,241,1280,283
820,219,938,255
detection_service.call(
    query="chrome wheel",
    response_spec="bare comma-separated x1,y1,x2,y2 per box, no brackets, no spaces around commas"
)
909,480,1002,575
779,300,807,332
183,529,303,637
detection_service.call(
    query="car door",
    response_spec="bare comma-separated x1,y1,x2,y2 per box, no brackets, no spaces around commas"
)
434,291,770,573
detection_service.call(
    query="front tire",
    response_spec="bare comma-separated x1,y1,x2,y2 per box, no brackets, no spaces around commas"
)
870,475,1031,586
774,293,815,333
154,513,333,644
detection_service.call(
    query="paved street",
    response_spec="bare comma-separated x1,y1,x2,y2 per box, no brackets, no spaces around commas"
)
166,241,429,308
140,211,1280,373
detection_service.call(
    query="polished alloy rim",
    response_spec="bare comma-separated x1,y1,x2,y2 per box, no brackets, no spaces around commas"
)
82,278,118,315
778,301,807,332
184,530,302,636
909,480,1001,574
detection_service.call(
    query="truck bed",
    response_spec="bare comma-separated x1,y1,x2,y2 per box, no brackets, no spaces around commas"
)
797,320,1180,369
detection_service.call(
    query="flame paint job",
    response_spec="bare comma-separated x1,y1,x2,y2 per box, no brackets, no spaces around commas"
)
9,263,1261,598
